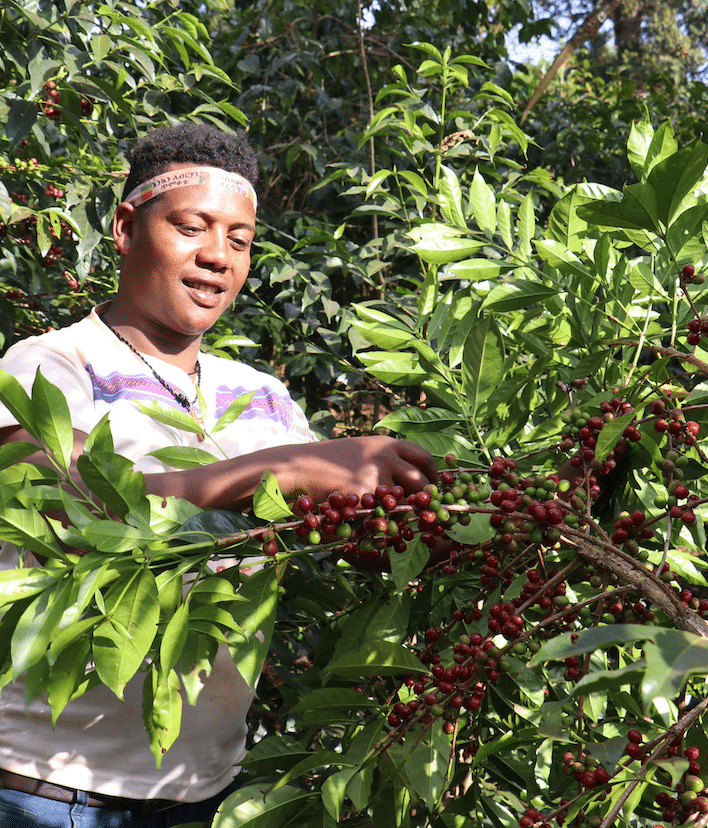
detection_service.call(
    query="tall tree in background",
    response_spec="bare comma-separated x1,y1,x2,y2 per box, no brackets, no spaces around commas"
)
517,0,708,189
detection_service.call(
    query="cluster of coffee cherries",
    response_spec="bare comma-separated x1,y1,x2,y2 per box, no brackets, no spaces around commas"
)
686,316,708,347
561,397,638,474
485,455,594,560
40,79,94,120
610,509,653,554
519,734,708,827
652,399,701,448
41,80,61,120
283,463,477,561
288,485,436,558
561,750,611,790
681,262,705,286
387,615,505,740
520,803,605,828
384,562,582,742
649,738,708,822
650,402,702,536
45,182,64,200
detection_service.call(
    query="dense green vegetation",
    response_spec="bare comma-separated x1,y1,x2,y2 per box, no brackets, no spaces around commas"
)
3,2,708,827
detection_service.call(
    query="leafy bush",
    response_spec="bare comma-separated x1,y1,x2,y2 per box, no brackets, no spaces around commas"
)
3,41,708,828
5,3,708,826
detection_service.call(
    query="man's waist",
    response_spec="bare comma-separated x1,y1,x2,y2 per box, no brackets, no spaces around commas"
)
0,768,179,815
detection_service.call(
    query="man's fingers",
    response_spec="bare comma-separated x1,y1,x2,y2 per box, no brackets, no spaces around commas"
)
398,440,439,480
393,440,439,493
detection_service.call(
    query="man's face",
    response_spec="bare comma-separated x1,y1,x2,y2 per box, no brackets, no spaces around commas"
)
112,163,256,345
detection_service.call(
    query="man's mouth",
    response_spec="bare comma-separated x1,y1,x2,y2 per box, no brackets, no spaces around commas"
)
183,279,223,295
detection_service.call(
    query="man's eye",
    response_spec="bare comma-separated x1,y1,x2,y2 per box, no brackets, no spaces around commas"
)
230,237,251,249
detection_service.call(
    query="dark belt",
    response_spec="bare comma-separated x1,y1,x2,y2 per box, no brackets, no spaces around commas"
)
0,769,179,815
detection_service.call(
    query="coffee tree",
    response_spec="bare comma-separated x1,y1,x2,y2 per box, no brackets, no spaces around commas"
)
4,34,708,828
205,53,708,828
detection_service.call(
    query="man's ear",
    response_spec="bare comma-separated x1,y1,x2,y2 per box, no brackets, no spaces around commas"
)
113,202,137,254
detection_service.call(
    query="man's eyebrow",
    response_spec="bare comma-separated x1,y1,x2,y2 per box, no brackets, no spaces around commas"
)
177,208,256,233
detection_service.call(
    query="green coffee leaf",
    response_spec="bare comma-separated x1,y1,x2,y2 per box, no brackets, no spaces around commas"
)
469,169,496,237
404,726,450,811
143,667,183,768
253,470,293,521
328,642,426,678
189,576,241,602
410,234,486,265
0,568,58,607
82,519,156,553
147,446,219,469
212,391,255,433
389,536,430,594
363,592,411,645
160,602,189,676
594,410,637,462
93,569,159,698
178,631,218,706
481,280,559,312
77,450,150,523
446,512,497,546
648,139,708,226
357,351,427,385
438,165,466,230
84,414,115,455
290,688,380,724
189,605,246,636
0,507,67,562
627,117,656,178
11,577,72,676
227,565,278,692
446,258,502,281
49,616,101,660
0,370,38,438
47,637,92,725
0,441,41,469
642,632,708,706
137,400,205,434
271,753,354,798
211,783,312,828
529,624,651,667
321,767,358,821
461,315,504,417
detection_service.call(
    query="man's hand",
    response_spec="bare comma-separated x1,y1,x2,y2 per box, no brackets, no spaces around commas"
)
278,435,439,504
149,434,439,512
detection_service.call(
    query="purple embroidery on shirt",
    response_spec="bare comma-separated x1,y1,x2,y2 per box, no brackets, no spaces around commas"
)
215,384,293,429
86,365,183,410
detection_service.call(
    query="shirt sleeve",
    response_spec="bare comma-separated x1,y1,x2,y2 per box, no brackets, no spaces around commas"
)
0,340,96,434
289,398,320,445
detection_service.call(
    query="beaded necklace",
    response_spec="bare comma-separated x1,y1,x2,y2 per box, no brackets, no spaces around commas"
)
99,311,206,441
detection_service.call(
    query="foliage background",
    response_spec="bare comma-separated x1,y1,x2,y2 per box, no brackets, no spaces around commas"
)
4,2,708,828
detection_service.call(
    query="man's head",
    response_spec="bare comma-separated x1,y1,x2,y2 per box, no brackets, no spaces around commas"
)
109,122,259,358
121,121,259,203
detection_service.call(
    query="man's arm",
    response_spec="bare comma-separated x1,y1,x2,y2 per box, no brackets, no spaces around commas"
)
0,426,438,511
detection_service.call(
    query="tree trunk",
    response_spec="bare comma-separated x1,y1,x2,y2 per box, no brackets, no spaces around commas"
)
613,3,645,57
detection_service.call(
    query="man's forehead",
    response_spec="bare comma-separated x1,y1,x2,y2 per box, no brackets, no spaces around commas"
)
125,166,258,212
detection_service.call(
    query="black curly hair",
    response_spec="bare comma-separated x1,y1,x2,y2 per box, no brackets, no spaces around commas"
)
121,121,259,202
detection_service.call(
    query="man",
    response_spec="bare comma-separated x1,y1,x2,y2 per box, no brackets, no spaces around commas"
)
0,122,437,827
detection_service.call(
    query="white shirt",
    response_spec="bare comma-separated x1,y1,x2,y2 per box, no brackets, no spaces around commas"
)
0,303,317,801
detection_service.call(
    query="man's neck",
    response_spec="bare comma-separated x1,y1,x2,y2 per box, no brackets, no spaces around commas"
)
100,302,202,375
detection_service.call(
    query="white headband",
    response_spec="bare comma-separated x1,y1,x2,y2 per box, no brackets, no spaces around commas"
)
124,166,258,211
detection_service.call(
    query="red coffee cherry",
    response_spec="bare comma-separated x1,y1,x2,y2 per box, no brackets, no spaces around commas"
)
625,742,643,759
297,495,315,513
